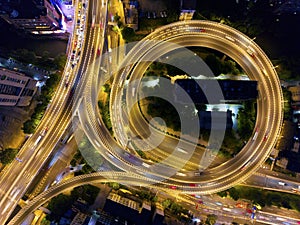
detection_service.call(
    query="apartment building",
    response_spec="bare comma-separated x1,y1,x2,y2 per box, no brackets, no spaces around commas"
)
0,67,37,106
0,0,64,34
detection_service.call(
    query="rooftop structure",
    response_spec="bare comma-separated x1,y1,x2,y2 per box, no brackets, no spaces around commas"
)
0,67,37,106
179,0,196,20
123,1,139,31
0,0,65,35
103,192,163,225
199,110,233,130
174,78,258,104
153,203,164,225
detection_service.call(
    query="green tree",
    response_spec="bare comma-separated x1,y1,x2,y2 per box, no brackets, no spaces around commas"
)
47,194,73,221
110,182,120,190
121,26,136,42
53,54,67,70
204,54,222,76
40,218,51,225
228,187,240,201
162,199,172,208
22,72,61,134
71,185,100,205
14,49,36,64
217,190,227,198
205,214,218,225
0,148,18,165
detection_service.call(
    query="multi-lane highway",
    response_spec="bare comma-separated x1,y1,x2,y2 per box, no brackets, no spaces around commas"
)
108,20,284,192
1,3,285,225
8,170,300,225
0,0,107,223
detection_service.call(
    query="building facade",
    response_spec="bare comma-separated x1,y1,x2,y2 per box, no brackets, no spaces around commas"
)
0,0,64,34
0,67,37,106
179,0,197,21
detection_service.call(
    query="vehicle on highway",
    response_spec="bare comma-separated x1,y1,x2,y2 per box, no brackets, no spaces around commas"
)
40,127,48,136
252,128,259,141
278,181,286,186
176,172,186,176
194,171,203,176
263,132,269,141
15,157,23,163
241,160,252,171
225,35,235,42
34,135,43,146
261,68,268,76
176,147,187,154
246,47,255,57
92,15,95,28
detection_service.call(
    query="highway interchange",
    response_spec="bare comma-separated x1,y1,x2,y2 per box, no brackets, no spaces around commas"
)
0,0,288,224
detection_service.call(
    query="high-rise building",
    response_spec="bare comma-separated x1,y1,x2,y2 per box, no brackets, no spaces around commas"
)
0,0,65,35
0,67,37,106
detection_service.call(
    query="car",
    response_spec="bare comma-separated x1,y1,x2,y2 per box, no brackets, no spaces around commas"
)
170,185,177,189
263,133,269,141
194,171,203,176
15,157,23,162
40,127,48,136
246,208,252,214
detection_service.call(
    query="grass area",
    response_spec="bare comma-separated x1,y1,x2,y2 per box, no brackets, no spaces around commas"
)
218,185,300,212
23,72,61,134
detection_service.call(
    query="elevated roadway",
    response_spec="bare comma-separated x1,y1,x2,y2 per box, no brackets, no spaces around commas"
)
108,20,284,192
0,0,107,223
2,9,284,225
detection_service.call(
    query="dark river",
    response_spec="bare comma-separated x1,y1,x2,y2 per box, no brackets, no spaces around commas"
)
0,18,68,57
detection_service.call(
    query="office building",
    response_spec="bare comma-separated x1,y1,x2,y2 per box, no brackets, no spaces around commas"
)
179,0,197,21
0,67,37,106
0,0,64,34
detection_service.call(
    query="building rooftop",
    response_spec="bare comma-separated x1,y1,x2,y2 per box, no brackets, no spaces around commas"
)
174,79,258,104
